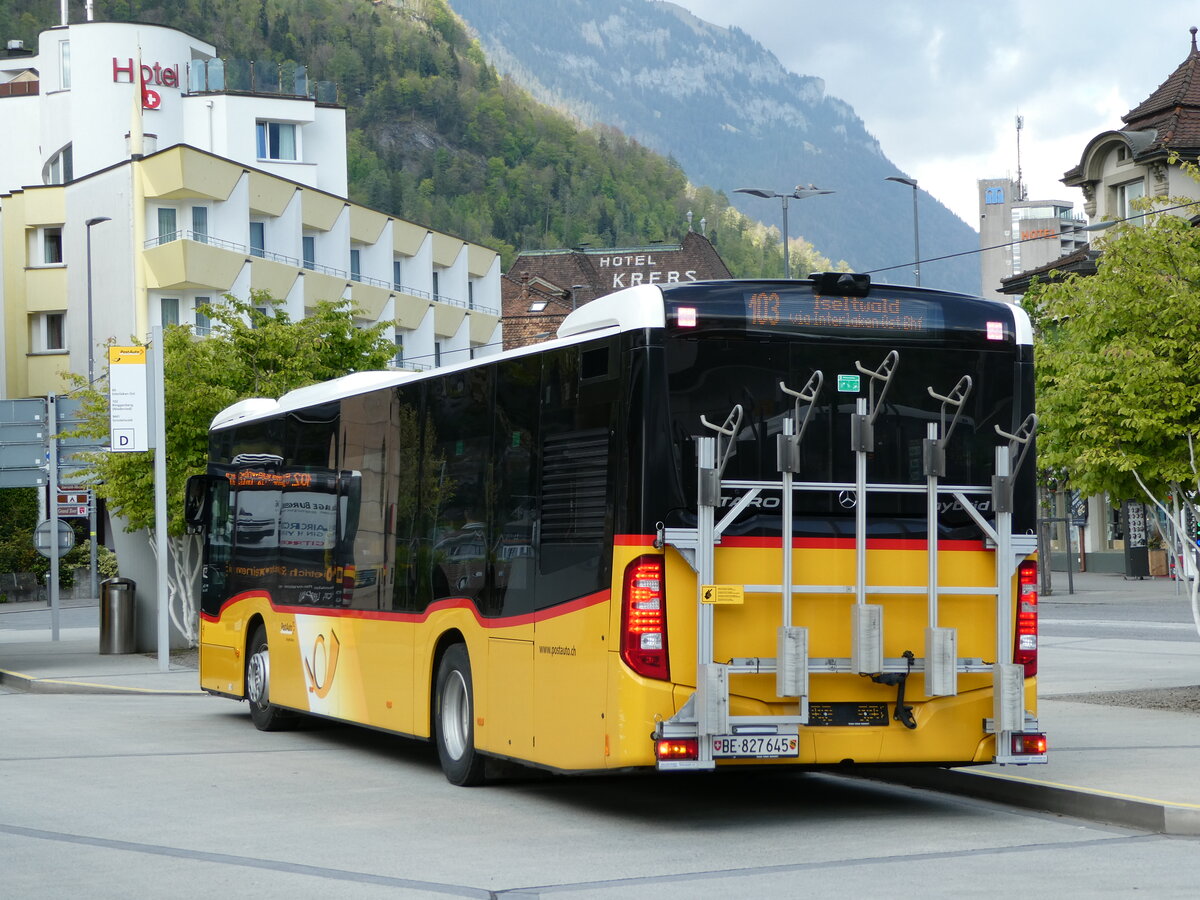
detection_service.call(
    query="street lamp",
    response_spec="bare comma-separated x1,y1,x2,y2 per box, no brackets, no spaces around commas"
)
885,176,921,286
85,216,111,384
735,185,834,279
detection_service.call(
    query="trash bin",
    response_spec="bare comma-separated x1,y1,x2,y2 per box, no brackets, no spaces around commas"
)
99,577,136,654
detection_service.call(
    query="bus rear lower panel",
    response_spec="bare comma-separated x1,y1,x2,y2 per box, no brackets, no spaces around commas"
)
606,540,1036,770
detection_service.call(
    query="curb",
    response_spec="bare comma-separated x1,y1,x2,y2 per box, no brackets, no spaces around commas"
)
0,667,205,697
868,767,1200,836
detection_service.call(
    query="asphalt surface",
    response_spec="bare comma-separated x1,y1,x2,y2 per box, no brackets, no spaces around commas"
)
2,571,1199,834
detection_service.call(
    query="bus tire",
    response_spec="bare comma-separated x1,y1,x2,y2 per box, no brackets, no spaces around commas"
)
246,625,295,732
434,643,486,786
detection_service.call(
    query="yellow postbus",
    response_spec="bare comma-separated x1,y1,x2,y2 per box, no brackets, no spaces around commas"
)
186,274,1046,785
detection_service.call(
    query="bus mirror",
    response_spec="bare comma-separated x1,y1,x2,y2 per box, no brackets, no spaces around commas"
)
184,474,209,533
811,272,871,297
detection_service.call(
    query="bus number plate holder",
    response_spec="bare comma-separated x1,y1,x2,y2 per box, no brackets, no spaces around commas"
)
711,734,799,758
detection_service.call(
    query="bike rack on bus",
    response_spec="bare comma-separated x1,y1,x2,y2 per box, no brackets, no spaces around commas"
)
656,350,1044,770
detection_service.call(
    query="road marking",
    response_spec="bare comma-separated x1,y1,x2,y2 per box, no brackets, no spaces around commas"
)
1041,619,1196,631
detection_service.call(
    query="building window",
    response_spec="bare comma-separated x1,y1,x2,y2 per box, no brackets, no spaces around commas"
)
195,298,211,335
529,300,547,312
157,208,178,246
256,121,297,161
41,227,63,265
303,236,315,269
1117,179,1146,224
432,270,440,299
249,221,265,258
393,259,403,289
59,41,70,90
31,312,66,352
350,248,362,282
393,334,404,368
192,206,209,244
160,298,180,328
468,282,475,309
46,144,73,185
434,341,441,367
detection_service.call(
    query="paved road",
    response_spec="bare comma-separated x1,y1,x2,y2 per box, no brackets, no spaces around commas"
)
3,576,1198,896
1041,574,1200,643
2,692,1197,898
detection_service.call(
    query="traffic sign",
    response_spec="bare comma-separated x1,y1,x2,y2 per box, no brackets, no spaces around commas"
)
0,398,50,488
56,395,108,485
56,489,93,518
34,518,76,557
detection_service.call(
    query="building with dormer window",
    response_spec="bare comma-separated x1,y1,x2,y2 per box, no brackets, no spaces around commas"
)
1064,27,1200,225
998,27,1200,573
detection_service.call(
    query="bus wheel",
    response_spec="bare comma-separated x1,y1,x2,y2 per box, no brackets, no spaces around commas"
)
434,644,486,786
246,625,294,732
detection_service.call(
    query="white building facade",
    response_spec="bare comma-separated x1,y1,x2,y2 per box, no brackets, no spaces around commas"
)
0,20,501,399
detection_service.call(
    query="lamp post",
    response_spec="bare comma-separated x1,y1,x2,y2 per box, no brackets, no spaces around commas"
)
735,185,834,279
83,215,110,609
85,216,111,384
885,176,921,286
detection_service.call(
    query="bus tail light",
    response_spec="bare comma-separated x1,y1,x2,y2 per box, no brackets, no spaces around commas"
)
1014,560,1038,678
1011,732,1048,756
621,555,670,680
656,738,698,761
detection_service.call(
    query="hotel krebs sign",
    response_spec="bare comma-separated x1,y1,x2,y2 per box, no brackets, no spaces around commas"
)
112,57,180,110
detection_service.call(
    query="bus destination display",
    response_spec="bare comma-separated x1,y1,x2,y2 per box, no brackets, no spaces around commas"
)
744,290,943,336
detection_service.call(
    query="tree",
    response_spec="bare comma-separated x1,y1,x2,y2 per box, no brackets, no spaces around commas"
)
68,291,396,643
1026,203,1200,633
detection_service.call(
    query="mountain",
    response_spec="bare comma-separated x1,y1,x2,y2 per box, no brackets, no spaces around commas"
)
446,0,981,293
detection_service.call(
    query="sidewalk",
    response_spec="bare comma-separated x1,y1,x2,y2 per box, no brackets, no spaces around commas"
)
882,571,1200,835
2,576,1199,834
0,597,201,695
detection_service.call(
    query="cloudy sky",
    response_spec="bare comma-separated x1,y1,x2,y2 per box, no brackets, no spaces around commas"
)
669,0,1197,227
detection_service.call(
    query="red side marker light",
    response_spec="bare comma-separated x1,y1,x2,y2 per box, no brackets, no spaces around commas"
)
656,738,698,761
1012,733,1048,755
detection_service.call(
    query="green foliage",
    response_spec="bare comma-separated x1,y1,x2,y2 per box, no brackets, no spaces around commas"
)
5,0,832,275
66,291,395,538
0,487,91,589
1027,207,1200,501
0,487,42,582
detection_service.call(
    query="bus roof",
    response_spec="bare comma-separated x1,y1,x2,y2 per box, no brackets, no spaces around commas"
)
560,278,1033,347
210,276,1031,431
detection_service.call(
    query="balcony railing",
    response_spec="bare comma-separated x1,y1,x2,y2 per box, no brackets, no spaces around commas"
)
187,58,339,104
144,230,492,311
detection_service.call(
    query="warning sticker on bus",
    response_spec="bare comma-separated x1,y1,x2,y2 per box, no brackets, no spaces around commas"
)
711,734,799,758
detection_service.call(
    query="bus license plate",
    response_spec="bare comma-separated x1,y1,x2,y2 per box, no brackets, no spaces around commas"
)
711,735,799,758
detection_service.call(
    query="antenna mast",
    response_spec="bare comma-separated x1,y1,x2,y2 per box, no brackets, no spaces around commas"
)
1015,115,1026,201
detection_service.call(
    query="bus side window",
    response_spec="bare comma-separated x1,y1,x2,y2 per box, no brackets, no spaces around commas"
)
427,369,492,607
537,344,615,609
392,387,426,612
491,354,540,617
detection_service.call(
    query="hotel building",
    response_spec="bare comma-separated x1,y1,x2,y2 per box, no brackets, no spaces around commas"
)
0,19,501,399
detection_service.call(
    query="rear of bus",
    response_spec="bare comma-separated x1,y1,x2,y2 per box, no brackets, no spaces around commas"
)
606,276,1042,771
